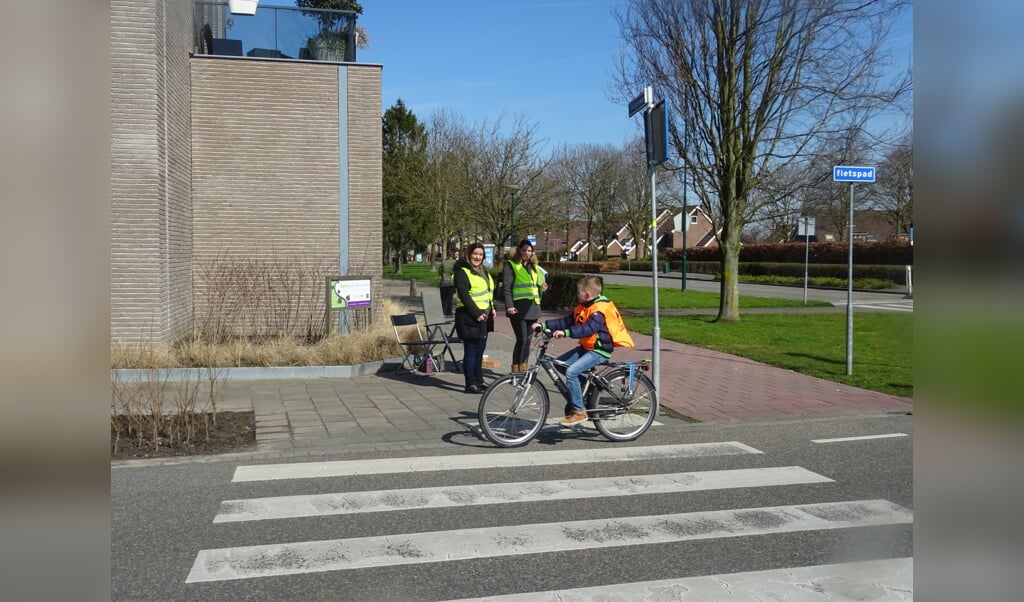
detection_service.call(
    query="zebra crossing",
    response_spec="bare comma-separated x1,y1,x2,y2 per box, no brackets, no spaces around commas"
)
185,440,913,599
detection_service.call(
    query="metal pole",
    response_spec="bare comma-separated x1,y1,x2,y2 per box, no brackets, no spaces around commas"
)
803,217,809,305
846,184,854,376
681,168,688,292
650,166,660,398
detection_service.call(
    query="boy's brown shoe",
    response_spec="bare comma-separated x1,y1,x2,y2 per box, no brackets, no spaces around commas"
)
560,410,588,426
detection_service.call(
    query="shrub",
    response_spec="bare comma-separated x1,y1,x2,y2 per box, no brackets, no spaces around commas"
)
661,240,912,265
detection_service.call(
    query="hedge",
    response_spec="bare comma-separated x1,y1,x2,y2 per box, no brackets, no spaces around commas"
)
660,240,912,265
619,260,908,285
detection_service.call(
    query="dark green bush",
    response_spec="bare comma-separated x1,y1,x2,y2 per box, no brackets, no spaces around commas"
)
661,240,912,265
537,260,619,274
540,271,604,310
616,258,905,286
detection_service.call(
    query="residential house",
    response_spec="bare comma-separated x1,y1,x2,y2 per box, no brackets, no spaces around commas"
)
671,206,718,250
608,207,718,259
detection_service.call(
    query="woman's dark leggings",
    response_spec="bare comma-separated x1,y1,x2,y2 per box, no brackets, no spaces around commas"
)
510,315,536,365
462,336,487,385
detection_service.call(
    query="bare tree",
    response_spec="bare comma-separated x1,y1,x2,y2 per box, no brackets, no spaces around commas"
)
425,109,474,258
748,169,806,243
618,137,683,258
459,113,548,248
801,126,876,242
549,143,623,260
614,0,911,321
872,133,913,237
618,138,656,258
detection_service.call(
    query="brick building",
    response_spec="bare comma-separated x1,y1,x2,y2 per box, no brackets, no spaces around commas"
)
110,1,382,342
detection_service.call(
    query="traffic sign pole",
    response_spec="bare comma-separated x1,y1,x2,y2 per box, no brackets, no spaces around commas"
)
846,183,854,376
832,166,875,376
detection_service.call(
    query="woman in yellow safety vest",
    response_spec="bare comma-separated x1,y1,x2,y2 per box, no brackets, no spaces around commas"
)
454,242,496,394
501,239,548,372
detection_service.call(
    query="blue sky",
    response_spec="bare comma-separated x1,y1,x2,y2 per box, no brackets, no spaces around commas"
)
356,0,638,150
271,1,911,155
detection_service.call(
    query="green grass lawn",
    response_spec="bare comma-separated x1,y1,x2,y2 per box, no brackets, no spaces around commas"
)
382,269,830,310
384,264,441,285
604,284,832,310
384,265,910,396
626,313,912,397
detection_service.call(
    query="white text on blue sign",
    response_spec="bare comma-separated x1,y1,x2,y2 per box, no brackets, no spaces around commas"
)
832,166,876,182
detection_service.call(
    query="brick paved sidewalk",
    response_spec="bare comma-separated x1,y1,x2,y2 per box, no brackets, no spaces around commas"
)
194,280,911,459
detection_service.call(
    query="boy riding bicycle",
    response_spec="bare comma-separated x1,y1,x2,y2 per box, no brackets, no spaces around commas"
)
532,276,633,426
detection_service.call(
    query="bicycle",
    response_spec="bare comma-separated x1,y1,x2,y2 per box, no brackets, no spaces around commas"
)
477,329,658,448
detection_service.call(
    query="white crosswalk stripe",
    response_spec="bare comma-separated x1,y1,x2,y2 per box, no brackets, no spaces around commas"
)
215,466,833,523
187,500,910,583
443,557,914,601
189,440,913,597
231,442,763,482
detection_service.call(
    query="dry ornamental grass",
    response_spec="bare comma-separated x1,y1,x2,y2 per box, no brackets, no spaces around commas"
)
112,253,423,457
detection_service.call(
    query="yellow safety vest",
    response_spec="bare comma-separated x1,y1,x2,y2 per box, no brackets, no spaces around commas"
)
508,261,541,304
455,267,494,311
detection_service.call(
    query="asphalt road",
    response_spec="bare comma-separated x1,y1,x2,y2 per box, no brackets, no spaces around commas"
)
111,411,913,600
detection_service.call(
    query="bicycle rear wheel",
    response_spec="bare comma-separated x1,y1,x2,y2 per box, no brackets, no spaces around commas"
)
588,368,658,442
478,374,550,448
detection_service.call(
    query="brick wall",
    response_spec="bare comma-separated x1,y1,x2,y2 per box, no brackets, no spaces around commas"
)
111,2,383,343
190,59,383,337
345,67,384,325
110,0,193,342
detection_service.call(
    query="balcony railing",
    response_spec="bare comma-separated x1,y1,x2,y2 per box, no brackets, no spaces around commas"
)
194,2,359,63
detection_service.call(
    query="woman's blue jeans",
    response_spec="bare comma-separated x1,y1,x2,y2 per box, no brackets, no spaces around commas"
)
462,336,487,385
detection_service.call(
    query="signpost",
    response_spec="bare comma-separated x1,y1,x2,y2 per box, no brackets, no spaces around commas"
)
325,276,372,335
628,85,668,397
797,216,816,304
832,165,876,375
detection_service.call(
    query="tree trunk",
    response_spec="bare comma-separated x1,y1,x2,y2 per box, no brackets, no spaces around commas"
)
716,227,742,323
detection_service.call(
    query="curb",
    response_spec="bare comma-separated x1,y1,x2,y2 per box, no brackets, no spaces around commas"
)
112,358,401,382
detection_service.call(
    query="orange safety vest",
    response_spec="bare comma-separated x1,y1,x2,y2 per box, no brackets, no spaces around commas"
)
573,297,634,350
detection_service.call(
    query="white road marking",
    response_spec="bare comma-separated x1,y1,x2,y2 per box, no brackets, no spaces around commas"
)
467,417,664,433
231,442,764,482
844,301,913,313
443,557,914,601
812,433,908,443
186,499,912,583
215,466,832,523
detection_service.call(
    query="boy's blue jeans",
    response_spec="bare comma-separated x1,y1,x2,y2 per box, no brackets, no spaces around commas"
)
556,347,608,411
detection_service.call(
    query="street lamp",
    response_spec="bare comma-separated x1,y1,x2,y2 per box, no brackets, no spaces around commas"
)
543,229,550,261
505,184,520,247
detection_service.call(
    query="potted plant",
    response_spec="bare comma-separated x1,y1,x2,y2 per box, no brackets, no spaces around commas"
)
297,0,363,62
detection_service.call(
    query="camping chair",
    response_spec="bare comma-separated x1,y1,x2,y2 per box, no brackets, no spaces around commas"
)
390,313,443,373
420,292,462,373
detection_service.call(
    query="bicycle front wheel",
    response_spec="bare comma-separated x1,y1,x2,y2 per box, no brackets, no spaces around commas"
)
588,368,658,442
478,374,550,448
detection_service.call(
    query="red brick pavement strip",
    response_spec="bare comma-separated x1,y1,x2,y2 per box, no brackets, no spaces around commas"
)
490,306,912,423
393,283,912,423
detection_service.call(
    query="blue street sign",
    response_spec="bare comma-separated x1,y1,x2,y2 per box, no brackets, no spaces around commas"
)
527,234,536,245
628,86,653,117
832,166,876,182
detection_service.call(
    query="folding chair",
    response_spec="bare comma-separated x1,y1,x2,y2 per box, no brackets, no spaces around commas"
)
390,313,443,373
420,292,462,373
